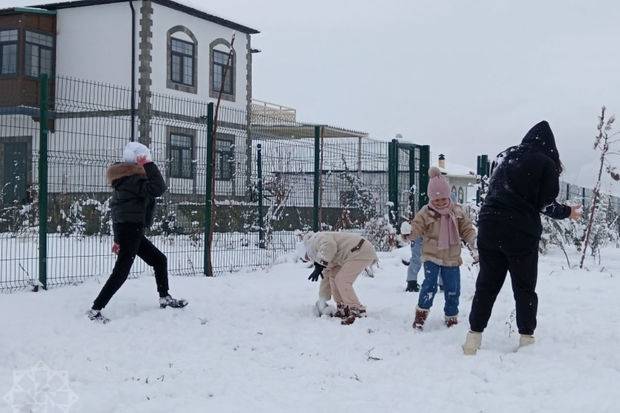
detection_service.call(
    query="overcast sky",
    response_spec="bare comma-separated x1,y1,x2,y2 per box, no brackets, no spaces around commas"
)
3,0,620,185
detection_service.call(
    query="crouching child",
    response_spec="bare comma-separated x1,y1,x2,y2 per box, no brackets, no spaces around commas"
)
409,167,477,330
303,232,378,325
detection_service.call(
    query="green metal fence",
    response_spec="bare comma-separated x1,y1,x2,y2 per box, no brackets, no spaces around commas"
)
0,74,428,291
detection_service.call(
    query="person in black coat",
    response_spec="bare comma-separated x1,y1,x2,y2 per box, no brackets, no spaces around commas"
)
463,121,581,354
88,142,187,323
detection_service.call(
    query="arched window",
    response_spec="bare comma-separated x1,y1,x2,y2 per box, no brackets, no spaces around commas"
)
209,38,235,102
458,187,465,203
167,26,197,94
451,186,457,202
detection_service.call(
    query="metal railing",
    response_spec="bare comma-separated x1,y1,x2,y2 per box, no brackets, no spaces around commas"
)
0,74,429,291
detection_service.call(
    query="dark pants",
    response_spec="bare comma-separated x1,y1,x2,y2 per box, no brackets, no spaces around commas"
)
469,225,540,335
92,223,169,310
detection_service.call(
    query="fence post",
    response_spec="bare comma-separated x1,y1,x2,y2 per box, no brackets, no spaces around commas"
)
204,102,214,275
257,144,265,248
566,183,570,201
388,139,399,225
313,125,321,232
476,154,489,205
582,187,586,209
408,147,416,214
476,156,481,205
37,74,49,290
418,145,430,210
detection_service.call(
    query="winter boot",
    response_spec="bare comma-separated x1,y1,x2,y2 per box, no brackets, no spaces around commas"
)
314,299,336,317
88,309,110,324
341,306,365,325
412,307,429,330
405,280,420,292
159,295,188,309
351,307,367,318
462,331,482,355
444,315,458,328
332,303,350,319
518,334,535,349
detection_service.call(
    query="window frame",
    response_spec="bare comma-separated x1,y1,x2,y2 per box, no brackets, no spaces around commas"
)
450,185,458,203
168,132,195,180
170,37,195,87
215,134,235,181
166,26,198,94
209,39,236,102
0,136,33,208
24,29,54,79
212,49,234,95
0,29,19,77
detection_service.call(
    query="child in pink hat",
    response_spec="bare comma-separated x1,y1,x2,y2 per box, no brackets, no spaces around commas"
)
407,167,478,330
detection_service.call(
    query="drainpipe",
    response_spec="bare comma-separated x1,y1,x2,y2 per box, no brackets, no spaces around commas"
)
129,1,136,141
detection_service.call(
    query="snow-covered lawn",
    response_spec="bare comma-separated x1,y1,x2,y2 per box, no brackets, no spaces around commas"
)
1,249,619,412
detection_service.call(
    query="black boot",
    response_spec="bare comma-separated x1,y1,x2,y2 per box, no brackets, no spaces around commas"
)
405,280,420,292
159,295,188,309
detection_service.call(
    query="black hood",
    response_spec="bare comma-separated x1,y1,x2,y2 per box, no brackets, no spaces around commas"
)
520,121,560,166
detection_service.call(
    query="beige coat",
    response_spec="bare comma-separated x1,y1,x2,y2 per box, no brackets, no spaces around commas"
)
409,204,476,267
304,232,378,268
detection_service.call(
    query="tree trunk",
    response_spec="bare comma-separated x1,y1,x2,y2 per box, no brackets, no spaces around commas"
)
580,153,606,268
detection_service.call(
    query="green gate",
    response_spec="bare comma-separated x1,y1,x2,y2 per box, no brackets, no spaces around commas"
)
388,139,430,226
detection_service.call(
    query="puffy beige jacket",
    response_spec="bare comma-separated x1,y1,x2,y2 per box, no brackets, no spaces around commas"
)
409,204,477,267
304,232,378,267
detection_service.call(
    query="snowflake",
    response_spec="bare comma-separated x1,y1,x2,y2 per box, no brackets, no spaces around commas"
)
3,361,78,412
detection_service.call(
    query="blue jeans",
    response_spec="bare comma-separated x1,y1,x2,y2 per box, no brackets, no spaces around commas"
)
418,261,460,317
407,237,423,282
407,237,442,286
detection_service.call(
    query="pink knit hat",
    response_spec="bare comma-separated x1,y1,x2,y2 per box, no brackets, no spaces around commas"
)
427,167,451,201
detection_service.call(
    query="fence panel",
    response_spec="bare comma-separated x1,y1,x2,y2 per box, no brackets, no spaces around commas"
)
0,80,40,290
1,74,428,291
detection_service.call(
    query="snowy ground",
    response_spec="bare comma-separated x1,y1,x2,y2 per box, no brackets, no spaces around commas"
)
1,248,619,412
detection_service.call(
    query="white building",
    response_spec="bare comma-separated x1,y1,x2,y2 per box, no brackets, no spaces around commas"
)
436,154,477,204
0,0,259,207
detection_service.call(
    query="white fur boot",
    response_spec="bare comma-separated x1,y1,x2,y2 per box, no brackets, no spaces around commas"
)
462,331,482,355
518,334,535,349
313,299,336,317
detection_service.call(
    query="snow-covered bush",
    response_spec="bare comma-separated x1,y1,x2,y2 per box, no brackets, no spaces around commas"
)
363,216,397,251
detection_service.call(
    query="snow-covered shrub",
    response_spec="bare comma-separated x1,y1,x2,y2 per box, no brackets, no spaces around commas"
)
363,216,397,252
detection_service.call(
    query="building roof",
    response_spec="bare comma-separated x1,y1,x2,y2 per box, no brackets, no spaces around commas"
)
0,0,260,34
251,123,368,140
438,162,476,179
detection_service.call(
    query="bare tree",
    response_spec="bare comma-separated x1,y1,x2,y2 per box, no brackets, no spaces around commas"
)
580,106,618,268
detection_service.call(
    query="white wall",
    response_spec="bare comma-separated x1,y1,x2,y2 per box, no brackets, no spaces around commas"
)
55,2,250,110
150,3,249,109
55,2,135,86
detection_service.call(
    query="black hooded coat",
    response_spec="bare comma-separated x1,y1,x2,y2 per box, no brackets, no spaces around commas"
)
478,121,571,252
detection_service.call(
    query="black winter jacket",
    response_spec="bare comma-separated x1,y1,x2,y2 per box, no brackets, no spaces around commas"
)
107,162,166,229
479,121,571,242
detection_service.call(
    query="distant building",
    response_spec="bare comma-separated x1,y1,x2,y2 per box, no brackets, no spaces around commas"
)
436,154,477,204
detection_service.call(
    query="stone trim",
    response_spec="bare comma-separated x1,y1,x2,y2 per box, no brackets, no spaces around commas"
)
138,0,154,146
209,38,235,102
166,25,198,94
244,33,252,197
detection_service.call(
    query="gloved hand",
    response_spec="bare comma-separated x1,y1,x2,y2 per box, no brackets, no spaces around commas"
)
308,262,326,282
112,242,120,255
471,250,479,265
136,154,151,166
